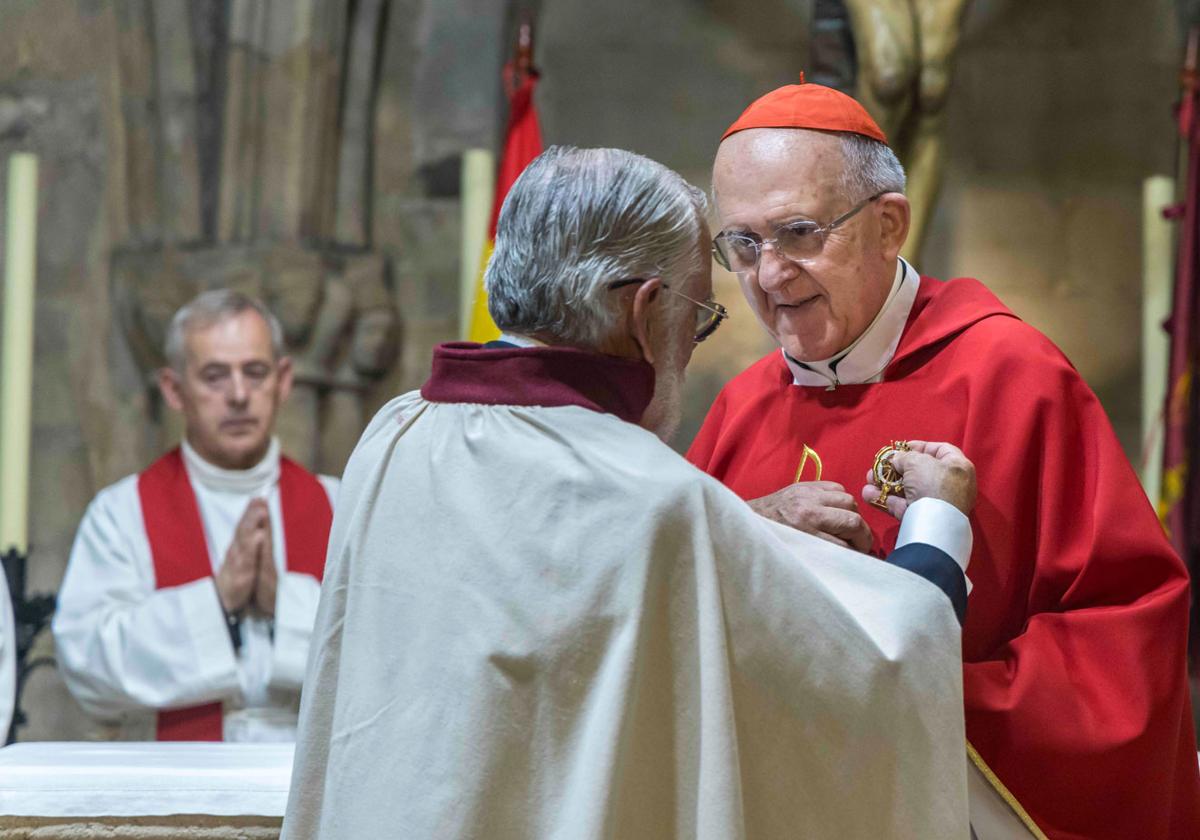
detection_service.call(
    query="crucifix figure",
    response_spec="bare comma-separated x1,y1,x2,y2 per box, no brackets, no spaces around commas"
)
843,0,972,262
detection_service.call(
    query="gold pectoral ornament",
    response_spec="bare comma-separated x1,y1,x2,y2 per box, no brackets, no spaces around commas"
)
794,444,823,483
870,441,910,510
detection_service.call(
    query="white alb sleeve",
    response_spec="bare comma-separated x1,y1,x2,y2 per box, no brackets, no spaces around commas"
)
51,486,241,720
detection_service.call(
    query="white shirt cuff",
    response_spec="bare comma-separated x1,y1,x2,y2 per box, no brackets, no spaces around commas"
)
895,497,973,592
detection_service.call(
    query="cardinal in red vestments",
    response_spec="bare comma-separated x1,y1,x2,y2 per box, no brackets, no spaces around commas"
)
688,81,1200,839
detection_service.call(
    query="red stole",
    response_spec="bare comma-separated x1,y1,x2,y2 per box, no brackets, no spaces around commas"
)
688,276,1200,838
137,447,332,741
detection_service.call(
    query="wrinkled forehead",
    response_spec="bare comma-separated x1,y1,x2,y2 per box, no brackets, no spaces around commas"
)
710,126,844,182
183,311,276,366
713,128,847,211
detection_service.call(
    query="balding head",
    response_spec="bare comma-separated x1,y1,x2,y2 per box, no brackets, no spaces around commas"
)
713,128,906,215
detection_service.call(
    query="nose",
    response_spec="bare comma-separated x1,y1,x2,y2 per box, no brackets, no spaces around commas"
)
227,371,250,406
755,242,800,294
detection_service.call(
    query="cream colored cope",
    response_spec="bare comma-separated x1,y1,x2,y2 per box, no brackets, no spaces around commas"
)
283,390,970,839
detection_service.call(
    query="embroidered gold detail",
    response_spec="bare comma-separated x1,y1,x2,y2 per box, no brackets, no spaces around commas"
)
794,444,823,482
967,741,1048,840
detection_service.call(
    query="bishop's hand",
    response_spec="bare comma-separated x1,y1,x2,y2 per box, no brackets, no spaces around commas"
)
861,440,976,519
215,499,270,615
252,509,277,619
748,481,873,552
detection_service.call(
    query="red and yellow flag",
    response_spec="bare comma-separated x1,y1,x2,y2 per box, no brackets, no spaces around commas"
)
467,66,543,343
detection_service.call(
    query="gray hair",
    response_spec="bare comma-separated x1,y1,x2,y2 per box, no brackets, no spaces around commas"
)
485,145,708,348
164,289,285,371
839,133,907,198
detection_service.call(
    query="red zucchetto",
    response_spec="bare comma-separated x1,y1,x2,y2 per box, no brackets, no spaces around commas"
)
722,78,888,144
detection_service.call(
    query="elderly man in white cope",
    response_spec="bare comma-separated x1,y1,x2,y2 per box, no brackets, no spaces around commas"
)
53,290,337,742
284,146,976,838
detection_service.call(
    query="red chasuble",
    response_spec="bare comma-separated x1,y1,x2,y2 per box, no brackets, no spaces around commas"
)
137,448,332,741
688,276,1200,839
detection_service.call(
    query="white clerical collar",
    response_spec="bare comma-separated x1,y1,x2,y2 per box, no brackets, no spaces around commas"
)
784,258,920,388
181,436,280,496
498,332,546,348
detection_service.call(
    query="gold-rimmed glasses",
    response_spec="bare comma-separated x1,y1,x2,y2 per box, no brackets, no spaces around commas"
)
607,278,728,344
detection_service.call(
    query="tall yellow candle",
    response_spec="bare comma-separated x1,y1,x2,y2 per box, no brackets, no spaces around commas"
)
459,149,494,339
1,154,38,553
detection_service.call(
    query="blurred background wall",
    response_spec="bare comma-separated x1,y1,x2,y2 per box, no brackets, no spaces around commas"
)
0,0,1185,739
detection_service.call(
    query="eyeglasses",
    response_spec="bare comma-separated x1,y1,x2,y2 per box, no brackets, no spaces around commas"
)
607,278,729,344
712,191,886,273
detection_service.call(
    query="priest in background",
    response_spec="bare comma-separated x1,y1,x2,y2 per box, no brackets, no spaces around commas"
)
688,81,1200,838
284,145,977,839
53,290,337,742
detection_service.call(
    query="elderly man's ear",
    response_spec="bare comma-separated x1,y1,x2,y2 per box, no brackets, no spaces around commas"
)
629,277,664,365
878,193,911,262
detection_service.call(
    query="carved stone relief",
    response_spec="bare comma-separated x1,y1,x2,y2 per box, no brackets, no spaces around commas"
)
109,0,399,475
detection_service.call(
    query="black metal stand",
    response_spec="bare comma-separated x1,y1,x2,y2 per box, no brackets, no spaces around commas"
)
2,546,56,745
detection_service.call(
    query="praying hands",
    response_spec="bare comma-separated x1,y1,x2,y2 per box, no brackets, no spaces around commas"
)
214,499,277,619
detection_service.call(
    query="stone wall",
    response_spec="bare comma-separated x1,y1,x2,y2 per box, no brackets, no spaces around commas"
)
1,0,135,741
0,0,1183,740
1,0,519,741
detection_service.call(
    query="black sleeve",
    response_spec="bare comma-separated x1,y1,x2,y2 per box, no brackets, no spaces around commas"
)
885,543,967,625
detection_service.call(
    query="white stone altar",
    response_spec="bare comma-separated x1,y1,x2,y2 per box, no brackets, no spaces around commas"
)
0,742,291,839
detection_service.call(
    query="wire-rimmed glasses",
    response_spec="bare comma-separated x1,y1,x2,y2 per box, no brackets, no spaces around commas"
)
712,191,886,273
607,278,728,344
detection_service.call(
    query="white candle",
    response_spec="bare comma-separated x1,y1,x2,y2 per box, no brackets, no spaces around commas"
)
1,154,38,553
459,149,494,340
